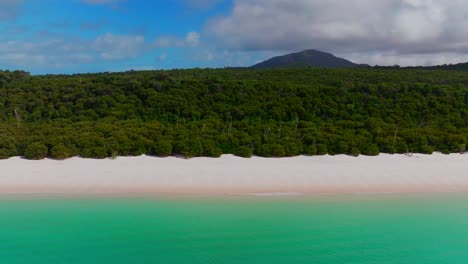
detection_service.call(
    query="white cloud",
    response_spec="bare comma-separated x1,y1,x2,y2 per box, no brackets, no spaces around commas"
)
206,0,468,65
0,32,148,70
92,32,146,59
154,36,185,48
159,53,168,61
186,32,200,46
154,31,201,48
0,30,207,72
347,51,468,67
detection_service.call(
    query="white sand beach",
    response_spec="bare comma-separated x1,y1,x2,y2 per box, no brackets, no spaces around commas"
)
0,153,467,196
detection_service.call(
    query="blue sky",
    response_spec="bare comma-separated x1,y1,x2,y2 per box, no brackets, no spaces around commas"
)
2,1,468,74
0,0,269,74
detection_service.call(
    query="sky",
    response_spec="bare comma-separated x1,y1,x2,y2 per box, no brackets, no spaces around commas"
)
2,0,468,74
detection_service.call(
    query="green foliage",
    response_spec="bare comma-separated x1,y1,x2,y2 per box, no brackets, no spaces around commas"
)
202,140,223,158
256,144,273,157
271,144,286,157
316,144,329,155
361,144,380,156
0,68,466,159
50,144,71,160
176,139,204,158
80,147,108,159
0,149,11,159
304,145,318,156
0,138,17,159
457,144,466,154
236,146,253,158
350,148,361,157
152,141,173,157
24,143,48,160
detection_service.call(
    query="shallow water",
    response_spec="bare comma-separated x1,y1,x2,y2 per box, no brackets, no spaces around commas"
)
1,194,468,263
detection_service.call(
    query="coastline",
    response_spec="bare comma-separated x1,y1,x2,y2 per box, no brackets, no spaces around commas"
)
0,153,467,196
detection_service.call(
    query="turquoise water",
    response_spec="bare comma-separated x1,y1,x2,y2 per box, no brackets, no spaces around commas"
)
1,194,468,263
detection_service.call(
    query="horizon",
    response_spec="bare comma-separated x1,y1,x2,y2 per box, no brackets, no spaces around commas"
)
2,1,468,74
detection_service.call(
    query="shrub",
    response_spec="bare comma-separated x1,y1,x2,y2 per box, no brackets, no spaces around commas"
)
282,142,303,157
271,144,286,157
177,139,203,158
0,140,17,159
361,144,380,156
50,144,71,160
79,147,108,159
0,149,13,159
304,145,317,155
419,145,434,155
24,143,48,160
316,144,328,155
202,140,223,158
350,147,361,157
336,141,349,154
256,144,272,157
236,146,253,158
91,147,109,159
0,144,17,159
152,141,173,157
456,144,466,154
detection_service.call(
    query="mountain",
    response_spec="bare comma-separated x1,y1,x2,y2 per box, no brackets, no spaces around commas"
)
251,49,365,69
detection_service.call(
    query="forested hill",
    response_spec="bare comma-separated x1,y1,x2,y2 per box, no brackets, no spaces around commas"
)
0,68,466,160
251,50,363,69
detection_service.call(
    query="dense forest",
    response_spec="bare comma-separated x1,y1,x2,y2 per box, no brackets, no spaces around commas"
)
0,68,466,159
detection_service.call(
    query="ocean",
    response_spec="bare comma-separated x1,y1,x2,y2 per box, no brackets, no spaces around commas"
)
1,194,468,263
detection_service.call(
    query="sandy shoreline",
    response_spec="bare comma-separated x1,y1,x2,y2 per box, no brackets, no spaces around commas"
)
0,153,467,196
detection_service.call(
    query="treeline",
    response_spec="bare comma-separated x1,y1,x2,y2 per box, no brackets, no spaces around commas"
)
0,68,466,159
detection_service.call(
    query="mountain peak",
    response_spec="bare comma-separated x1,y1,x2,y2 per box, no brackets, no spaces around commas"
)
251,49,362,69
